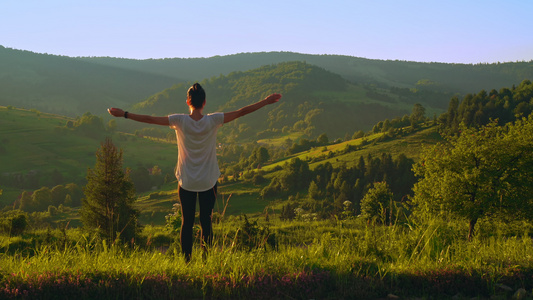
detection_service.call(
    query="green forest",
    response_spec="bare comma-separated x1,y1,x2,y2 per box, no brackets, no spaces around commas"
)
1,46,533,299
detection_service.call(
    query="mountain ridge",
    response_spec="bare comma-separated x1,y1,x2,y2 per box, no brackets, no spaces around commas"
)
2,45,532,126
76,50,533,94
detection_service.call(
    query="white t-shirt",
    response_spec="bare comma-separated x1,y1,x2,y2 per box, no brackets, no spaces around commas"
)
168,112,224,192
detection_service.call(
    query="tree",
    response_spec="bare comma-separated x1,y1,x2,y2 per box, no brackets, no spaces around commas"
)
360,182,394,224
51,185,67,206
280,158,311,191
130,166,151,193
317,133,329,145
253,146,270,167
308,180,321,200
32,187,52,211
410,103,426,128
352,130,365,140
19,191,32,211
150,165,164,188
74,112,105,138
81,138,139,243
412,117,533,240
0,210,28,236
65,183,83,207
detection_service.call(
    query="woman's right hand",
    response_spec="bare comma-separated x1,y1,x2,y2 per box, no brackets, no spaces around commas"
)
107,107,125,117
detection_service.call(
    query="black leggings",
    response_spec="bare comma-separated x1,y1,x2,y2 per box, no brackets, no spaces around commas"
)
178,183,217,261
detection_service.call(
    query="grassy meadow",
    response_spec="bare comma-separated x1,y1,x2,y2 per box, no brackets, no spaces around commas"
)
2,107,533,299
2,216,533,299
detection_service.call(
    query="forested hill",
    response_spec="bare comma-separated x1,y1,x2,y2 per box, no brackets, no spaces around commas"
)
133,62,411,141
0,46,178,116
2,46,532,125
78,51,533,94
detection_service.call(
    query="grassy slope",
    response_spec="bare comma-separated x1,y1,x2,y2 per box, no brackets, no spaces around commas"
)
0,107,177,174
0,107,178,205
134,125,443,226
0,46,178,117
262,125,441,172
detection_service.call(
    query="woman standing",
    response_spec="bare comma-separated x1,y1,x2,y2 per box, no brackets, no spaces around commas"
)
108,83,281,261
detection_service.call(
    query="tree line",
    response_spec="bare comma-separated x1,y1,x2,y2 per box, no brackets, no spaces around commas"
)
437,79,533,133
261,153,416,220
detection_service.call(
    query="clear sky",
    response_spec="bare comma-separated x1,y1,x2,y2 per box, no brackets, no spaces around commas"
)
1,0,532,64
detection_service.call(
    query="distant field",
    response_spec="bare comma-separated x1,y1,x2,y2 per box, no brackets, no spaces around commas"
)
0,106,178,207
261,126,441,173
0,107,177,177
313,126,442,169
257,132,302,147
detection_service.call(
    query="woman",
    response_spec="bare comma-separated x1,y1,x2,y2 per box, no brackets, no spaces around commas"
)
108,83,281,261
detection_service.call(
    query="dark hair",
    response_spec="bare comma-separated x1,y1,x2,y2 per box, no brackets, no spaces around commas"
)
187,83,206,109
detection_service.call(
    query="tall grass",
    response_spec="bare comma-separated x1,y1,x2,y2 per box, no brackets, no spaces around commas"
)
2,217,533,299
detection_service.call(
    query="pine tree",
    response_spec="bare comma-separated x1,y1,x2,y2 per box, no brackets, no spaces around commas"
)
81,138,138,243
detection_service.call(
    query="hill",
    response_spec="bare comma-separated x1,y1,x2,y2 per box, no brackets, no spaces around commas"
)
0,46,178,117
3,46,532,121
78,51,533,94
131,61,431,141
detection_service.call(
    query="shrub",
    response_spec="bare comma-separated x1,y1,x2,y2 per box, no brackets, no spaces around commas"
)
0,210,28,236
360,182,395,224
251,174,266,185
165,203,182,233
231,214,276,251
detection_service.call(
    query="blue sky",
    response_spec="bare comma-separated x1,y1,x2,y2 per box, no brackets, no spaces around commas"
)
1,0,532,64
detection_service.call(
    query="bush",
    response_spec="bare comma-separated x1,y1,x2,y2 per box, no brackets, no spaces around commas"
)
231,215,276,251
0,210,28,236
360,182,395,224
251,174,266,185
165,203,182,233
280,202,298,221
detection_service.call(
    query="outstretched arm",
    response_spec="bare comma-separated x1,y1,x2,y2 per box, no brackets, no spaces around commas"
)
223,93,282,124
107,108,170,126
